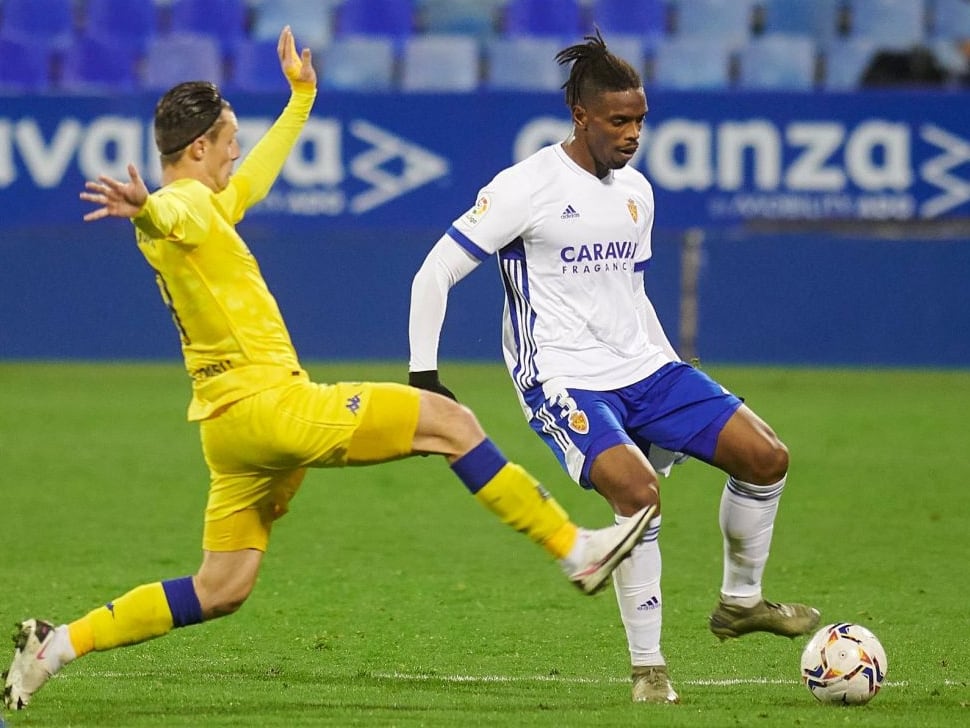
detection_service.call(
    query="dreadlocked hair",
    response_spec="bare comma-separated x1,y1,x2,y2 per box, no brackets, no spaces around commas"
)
555,29,641,108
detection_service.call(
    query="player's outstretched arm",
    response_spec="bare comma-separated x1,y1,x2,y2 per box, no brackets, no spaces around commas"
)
80,163,149,222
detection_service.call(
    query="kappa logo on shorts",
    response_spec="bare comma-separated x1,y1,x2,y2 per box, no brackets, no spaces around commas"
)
567,409,589,434
345,393,362,415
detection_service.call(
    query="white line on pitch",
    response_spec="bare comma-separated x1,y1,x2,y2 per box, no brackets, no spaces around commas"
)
371,671,915,688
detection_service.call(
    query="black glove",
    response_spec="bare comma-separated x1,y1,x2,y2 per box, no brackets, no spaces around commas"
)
408,369,457,401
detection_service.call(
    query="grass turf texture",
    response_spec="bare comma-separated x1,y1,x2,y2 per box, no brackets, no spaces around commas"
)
1,361,968,727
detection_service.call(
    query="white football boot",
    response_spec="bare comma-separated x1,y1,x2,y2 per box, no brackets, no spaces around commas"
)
3,619,62,710
566,505,655,595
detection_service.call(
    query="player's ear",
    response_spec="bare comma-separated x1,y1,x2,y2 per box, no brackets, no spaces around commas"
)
572,104,588,130
189,136,207,160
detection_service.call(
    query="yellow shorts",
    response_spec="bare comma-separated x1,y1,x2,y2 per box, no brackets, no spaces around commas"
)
199,380,420,552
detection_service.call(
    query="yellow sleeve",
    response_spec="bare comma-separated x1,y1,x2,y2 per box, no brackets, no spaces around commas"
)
132,183,211,246
218,85,316,222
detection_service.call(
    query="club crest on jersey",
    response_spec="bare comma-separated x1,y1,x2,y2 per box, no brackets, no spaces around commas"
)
567,409,590,434
627,198,638,223
463,195,490,226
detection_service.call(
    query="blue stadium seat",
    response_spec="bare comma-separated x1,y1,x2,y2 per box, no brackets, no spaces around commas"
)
485,36,566,90
0,35,52,92
336,0,416,43
737,33,817,90
84,0,159,58
848,0,927,49
319,35,396,91
250,0,340,52
760,0,843,46
929,36,967,78
652,36,732,89
822,36,878,89
0,0,74,53
930,0,970,41
606,35,647,75
401,34,480,91
589,0,666,50
502,0,584,38
229,38,288,93
417,0,503,38
672,0,756,46
143,33,224,90
168,0,249,57
60,34,138,92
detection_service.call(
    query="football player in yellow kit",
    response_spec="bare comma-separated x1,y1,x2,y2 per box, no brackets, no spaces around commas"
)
3,27,651,711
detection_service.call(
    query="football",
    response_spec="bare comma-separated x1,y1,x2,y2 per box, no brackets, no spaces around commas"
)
800,622,887,705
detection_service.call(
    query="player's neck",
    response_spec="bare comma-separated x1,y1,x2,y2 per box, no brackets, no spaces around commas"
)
561,137,609,179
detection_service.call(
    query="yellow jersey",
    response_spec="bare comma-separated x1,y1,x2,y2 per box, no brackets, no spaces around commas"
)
132,87,316,421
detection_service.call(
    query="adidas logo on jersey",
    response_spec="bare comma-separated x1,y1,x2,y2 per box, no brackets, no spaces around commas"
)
560,204,580,219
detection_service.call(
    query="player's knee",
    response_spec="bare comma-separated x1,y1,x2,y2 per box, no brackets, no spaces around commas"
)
195,574,256,619
429,395,486,450
596,474,660,517
752,436,789,484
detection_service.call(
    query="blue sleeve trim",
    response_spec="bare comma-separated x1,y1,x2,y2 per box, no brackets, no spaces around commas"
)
450,438,507,494
634,260,651,272
447,225,491,262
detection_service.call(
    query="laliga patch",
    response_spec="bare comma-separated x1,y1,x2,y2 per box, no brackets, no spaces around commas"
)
463,194,490,226
627,197,638,223
567,409,590,434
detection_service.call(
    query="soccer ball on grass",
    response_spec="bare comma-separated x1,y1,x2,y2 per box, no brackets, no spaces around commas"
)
800,622,887,705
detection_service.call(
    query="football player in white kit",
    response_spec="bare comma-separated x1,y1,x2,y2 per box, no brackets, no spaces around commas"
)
408,31,820,703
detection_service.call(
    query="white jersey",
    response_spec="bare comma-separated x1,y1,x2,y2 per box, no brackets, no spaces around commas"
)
444,143,672,399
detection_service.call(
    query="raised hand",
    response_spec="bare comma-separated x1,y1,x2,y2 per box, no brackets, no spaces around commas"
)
278,25,316,88
80,163,150,222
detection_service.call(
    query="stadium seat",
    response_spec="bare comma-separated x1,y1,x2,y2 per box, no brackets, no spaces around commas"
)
319,35,396,91
671,0,756,46
759,0,843,46
143,33,224,90
502,0,584,38
0,35,52,92
930,0,970,41
485,36,566,90
931,37,969,78
417,0,503,38
606,35,647,74
60,34,138,93
168,0,249,57
249,0,340,52
0,0,75,53
589,0,667,51
651,36,732,89
737,33,817,90
847,0,928,49
822,36,878,89
401,34,480,91
229,38,289,93
83,0,159,58
335,0,416,43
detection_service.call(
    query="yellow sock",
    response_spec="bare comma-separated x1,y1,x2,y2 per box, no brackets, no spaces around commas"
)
472,463,578,559
68,582,175,657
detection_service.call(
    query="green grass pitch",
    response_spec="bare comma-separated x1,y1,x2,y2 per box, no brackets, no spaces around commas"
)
1,361,968,727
